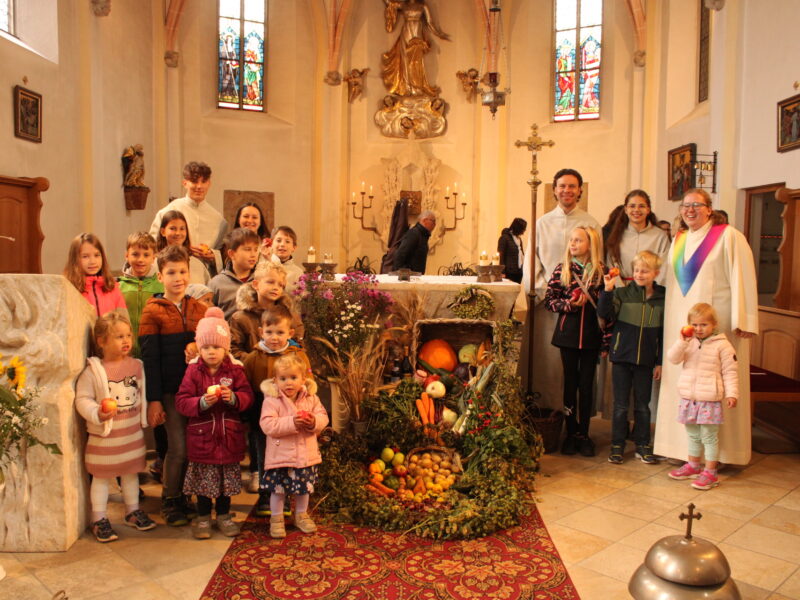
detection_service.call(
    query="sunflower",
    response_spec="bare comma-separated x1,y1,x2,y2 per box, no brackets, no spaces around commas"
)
5,356,27,391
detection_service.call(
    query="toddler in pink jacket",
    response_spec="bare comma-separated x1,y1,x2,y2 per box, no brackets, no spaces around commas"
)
666,303,738,491
260,354,328,538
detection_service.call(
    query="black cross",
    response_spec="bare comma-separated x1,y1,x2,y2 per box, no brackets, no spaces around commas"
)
679,503,702,539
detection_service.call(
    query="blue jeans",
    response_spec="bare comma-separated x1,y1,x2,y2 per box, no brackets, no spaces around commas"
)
611,363,653,447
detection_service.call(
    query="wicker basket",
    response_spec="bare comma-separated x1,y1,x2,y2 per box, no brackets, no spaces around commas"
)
407,445,463,473
412,318,495,370
529,407,564,454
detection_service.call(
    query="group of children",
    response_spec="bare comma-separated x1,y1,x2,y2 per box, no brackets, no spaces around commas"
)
544,226,738,491
65,220,326,543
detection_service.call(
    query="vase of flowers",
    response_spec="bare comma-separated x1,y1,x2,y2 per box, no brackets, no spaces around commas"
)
295,271,395,428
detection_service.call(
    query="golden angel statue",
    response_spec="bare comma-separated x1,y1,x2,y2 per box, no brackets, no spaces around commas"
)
382,0,450,97
121,144,146,188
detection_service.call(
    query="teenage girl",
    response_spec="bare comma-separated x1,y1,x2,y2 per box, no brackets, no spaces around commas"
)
74,312,155,542
544,226,607,457
64,232,128,318
667,303,738,491
156,210,212,284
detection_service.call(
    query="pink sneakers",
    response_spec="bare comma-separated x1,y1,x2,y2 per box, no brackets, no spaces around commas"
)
668,463,702,480
691,470,720,490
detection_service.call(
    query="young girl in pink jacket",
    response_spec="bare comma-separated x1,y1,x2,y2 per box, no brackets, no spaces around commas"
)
260,354,328,539
666,303,738,490
64,233,128,318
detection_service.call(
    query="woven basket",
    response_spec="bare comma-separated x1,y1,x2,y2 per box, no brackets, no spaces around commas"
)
412,318,495,370
529,407,564,454
407,445,463,473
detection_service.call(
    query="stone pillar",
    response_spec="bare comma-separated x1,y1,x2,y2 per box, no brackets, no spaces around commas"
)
0,275,94,551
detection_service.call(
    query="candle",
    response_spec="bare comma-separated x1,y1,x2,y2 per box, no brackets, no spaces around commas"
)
351,191,356,204
361,181,365,193
369,184,373,195
307,246,316,263
462,191,467,203
445,185,450,196
479,250,490,267
491,253,500,266
454,181,459,193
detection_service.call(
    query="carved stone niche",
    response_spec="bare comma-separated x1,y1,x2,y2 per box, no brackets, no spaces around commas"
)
0,275,95,551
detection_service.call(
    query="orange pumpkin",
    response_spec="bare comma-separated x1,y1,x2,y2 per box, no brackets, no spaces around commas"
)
418,339,458,372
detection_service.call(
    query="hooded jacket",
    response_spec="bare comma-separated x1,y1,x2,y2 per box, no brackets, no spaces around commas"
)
259,379,328,470
598,282,665,367
82,275,129,318
544,260,607,351
667,333,739,403
208,263,255,319
242,343,313,422
175,354,253,464
497,228,523,277
117,265,164,358
229,283,304,360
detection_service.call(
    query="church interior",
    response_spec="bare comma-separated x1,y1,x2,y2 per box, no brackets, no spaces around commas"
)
1,1,800,599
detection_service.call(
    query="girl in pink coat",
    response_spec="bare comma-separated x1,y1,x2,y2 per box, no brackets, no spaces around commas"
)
259,354,328,539
63,233,128,318
666,303,738,491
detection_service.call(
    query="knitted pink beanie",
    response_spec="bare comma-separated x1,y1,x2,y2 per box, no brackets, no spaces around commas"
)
195,306,231,350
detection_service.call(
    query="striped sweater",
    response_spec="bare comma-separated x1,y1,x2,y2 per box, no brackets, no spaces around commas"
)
74,356,148,478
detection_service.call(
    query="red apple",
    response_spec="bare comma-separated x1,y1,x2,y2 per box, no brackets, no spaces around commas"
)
206,385,222,398
681,326,695,338
393,465,408,477
100,398,117,413
608,267,620,278
297,410,312,420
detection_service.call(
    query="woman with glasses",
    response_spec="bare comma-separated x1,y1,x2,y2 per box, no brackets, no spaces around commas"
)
654,189,758,467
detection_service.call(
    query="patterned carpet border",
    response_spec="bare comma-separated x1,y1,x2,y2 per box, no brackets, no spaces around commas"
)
200,503,579,600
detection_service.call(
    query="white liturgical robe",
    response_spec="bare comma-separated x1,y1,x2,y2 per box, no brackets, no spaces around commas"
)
655,221,759,465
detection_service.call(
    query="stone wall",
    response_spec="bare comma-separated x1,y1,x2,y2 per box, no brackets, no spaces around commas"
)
0,275,94,551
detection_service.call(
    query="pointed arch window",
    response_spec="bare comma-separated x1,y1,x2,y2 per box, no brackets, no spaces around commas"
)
218,0,266,111
1,0,14,35
553,0,603,121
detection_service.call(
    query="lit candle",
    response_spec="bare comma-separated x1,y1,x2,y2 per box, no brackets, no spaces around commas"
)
446,185,450,196
479,250,490,267
491,252,500,266
462,191,467,203
351,191,356,204
307,246,316,263
454,181,459,193
323,253,333,264
369,184,373,195
361,181,365,193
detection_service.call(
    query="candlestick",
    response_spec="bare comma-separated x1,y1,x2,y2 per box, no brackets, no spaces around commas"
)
445,185,450,196
479,250,490,267
323,253,333,264
307,246,316,263
491,252,500,266
369,184,373,195
361,181,365,193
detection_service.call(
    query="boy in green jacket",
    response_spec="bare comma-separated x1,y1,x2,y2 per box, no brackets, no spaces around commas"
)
117,232,163,358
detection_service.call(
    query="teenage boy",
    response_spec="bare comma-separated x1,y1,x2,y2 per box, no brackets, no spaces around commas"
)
139,245,207,525
118,232,163,358
269,226,304,293
149,161,228,275
208,228,260,318
597,250,665,465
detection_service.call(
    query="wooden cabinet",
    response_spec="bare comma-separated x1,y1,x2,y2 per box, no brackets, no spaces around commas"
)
0,175,49,274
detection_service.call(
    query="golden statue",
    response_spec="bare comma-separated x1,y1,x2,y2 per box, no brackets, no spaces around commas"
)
381,0,450,97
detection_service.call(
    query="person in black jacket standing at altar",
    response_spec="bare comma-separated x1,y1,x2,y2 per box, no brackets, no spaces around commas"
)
497,218,527,283
393,211,436,274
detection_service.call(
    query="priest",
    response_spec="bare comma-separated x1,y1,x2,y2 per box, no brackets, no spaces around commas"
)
655,189,758,466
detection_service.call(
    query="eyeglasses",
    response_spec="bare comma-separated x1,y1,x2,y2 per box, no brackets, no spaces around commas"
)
679,202,709,210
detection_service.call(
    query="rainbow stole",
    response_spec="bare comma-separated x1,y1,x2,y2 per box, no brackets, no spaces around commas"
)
672,224,728,296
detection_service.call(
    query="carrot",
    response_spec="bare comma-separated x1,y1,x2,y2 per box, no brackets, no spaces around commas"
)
421,392,434,424
413,477,426,495
416,399,429,425
371,481,396,496
365,484,389,497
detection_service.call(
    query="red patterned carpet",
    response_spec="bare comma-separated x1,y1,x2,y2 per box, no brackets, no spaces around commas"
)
200,504,578,600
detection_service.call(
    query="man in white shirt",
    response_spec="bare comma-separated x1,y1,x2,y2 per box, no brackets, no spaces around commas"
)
149,162,228,274
520,169,600,410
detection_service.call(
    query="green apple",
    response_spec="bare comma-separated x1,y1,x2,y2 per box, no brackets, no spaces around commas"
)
380,447,395,463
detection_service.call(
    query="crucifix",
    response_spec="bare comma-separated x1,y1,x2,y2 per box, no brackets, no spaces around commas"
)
679,503,702,539
514,124,555,398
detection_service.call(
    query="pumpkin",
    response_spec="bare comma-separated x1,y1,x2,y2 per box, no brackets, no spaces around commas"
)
418,339,458,372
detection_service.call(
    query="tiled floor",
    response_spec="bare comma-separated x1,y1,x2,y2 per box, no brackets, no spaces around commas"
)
1,419,799,600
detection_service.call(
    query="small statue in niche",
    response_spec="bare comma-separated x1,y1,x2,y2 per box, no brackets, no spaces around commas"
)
121,144,146,188
343,68,370,103
456,68,481,102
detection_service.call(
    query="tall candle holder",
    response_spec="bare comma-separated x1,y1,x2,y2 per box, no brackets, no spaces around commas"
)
351,190,379,234
303,262,338,281
443,190,467,231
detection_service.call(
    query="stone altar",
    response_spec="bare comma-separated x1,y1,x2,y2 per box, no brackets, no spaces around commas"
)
0,275,94,551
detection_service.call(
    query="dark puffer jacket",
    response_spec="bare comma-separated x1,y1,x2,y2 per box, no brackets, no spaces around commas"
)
544,260,607,351
597,282,665,367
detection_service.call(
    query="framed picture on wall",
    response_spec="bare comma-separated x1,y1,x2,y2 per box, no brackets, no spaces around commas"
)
777,93,800,153
13,86,42,143
667,143,696,200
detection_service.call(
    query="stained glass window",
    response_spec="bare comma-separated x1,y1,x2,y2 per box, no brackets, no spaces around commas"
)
1,0,14,35
218,0,266,111
553,0,602,122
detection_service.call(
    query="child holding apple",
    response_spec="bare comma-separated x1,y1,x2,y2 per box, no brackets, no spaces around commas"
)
74,312,155,543
544,226,608,457
243,305,313,516
260,354,328,538
666,303,738,491
597,250,665,465
175,307,253,539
